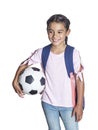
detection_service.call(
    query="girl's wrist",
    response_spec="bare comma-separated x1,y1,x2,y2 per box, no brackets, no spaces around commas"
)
76,103,83,108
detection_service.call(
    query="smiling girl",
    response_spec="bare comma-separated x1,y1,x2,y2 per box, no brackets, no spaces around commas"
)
12,14,85,130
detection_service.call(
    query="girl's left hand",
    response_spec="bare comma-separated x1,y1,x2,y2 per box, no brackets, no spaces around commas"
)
72,105,83,122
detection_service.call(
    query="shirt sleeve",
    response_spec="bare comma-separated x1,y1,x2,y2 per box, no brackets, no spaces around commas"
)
73,49,84,81
20,48,43,66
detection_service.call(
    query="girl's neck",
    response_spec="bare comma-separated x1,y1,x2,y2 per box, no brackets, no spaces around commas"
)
51,43,67,54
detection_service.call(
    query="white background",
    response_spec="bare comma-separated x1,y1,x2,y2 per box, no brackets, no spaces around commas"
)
0,0,98,129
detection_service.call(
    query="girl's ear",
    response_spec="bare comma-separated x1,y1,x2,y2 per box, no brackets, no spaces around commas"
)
66,29,71,36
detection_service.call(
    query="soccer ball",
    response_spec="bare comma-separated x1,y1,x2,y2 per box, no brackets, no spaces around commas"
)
18,67,45,95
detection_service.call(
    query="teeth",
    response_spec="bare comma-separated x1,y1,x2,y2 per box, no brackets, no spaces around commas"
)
53,40,58,42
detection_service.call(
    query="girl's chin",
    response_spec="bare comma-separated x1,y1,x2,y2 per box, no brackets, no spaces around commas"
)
52,42,60,46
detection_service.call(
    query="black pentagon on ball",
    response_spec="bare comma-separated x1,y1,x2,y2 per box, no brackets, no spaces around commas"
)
25,75,34,84
29,90,38,95
40,77,45,85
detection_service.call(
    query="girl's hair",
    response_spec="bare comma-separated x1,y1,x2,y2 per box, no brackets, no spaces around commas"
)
47,14,70,44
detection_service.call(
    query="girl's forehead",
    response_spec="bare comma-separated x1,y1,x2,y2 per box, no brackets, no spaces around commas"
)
48,22,65,28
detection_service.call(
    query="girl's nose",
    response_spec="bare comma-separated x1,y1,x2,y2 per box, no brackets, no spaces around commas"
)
53,32,58,38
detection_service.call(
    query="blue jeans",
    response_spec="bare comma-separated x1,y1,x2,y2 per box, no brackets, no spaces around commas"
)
41,101,78,130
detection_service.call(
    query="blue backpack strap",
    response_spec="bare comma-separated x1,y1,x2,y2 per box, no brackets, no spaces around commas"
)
64,45,74,77
41,44,52,71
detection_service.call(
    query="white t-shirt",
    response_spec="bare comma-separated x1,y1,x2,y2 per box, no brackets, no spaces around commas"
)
23,46,83,107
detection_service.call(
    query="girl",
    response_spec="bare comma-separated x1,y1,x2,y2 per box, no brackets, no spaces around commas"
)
12,14,85,130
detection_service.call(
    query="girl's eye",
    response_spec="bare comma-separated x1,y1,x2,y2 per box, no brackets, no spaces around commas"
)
48,30,53,34
49,31,52,33
58,31,62,34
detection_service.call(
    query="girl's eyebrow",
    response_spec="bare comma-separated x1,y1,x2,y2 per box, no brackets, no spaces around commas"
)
47,28,53,30
48,29,64,31
58,29,64,31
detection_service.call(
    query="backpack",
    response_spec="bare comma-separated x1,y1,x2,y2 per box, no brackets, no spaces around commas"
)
41,43,85,109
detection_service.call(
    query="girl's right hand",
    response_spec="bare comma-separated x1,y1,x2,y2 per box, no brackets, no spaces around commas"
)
12,64,28,98
12,80,25,98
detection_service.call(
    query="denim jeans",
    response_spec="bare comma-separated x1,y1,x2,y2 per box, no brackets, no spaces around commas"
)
41,101,78,130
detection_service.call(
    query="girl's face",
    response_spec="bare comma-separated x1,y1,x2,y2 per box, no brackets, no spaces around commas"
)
47,22,70,46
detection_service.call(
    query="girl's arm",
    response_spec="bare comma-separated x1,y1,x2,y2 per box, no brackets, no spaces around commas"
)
12,63,28,98
72,73,85,122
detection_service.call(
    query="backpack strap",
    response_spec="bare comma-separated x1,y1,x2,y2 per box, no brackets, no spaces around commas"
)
64,45,74,77
41,44,52,72
42,44,74,77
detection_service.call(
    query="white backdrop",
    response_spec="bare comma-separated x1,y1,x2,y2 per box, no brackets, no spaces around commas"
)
0,0,98,129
